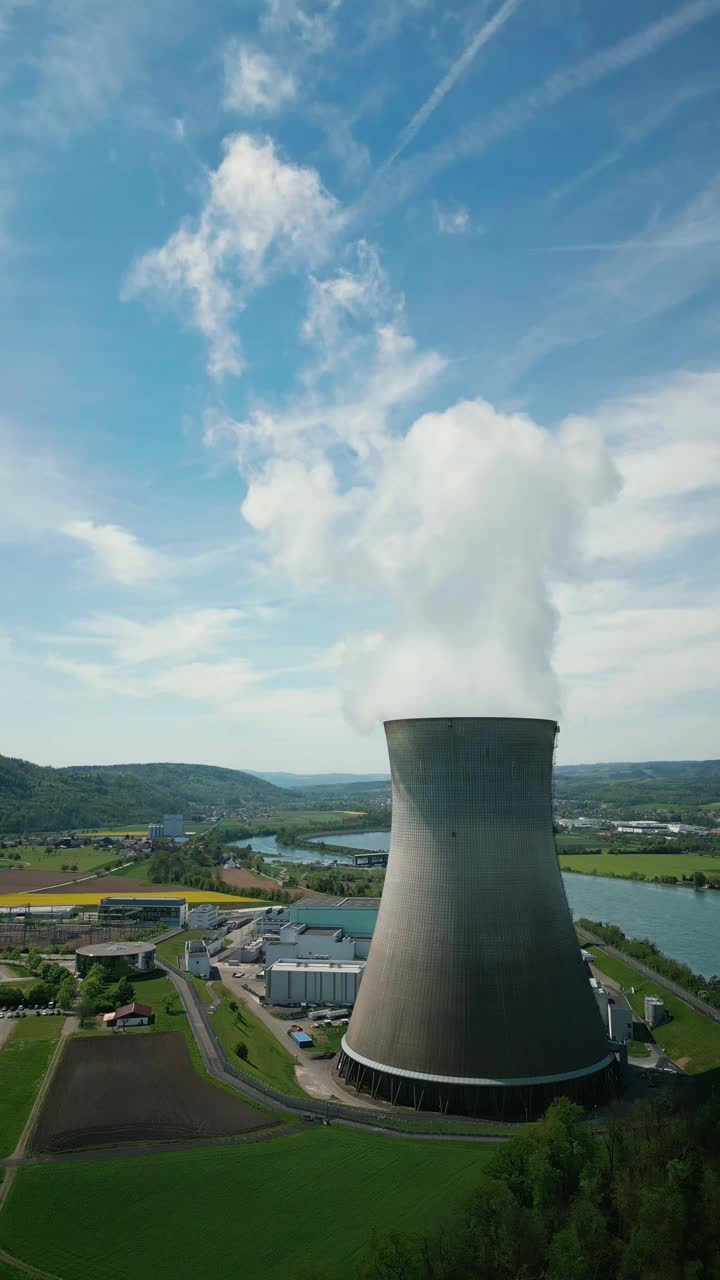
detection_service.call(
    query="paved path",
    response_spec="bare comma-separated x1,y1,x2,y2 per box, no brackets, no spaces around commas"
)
0,1017,17,1052
577,926,720,1023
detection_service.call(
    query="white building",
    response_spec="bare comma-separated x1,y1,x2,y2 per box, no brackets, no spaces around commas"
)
590,978,610,1030
266,959,365,1007
185,939,211,978
163,814,184,838
188,903,220,930
608,1004,633,1043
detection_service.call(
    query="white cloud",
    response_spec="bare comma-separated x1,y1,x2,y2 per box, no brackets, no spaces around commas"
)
0,419,78,540
261,0,341,52
61,520,171,586
67,609,246,665
223,43,297,114
123,133,339,379
432,202,472,235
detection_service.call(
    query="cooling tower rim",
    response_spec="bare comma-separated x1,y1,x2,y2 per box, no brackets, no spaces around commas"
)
383,716,559,728
340,1037,614,1088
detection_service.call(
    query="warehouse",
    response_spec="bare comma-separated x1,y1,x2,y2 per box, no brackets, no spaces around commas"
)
266,959,365,1007
76,941,157,978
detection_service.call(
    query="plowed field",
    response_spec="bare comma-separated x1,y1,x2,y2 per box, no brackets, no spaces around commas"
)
31,1032,272,1151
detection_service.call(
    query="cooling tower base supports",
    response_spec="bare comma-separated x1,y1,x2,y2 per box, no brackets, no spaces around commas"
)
337,1049,619,1120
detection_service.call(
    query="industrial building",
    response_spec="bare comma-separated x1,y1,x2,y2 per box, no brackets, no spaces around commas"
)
76,941,157,978
264,922,362,966
339,717,615,1117
163,814,184,838
97,897,189,927
285,898,380,959
184,938,211,978
188,903,221,930
266,959,365,1007
608,1005,633,1043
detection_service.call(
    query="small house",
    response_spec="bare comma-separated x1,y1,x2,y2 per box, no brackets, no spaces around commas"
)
103,1001,154,1029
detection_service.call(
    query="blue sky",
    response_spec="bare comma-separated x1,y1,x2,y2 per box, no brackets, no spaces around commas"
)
2,0,719,772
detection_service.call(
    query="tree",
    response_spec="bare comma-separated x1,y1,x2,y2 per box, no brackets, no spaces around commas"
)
692,871,706,888
0,985,23,1008
108,976,135,1007
78,995,98,1025
27,981,54,1007
235,1040,249,1060
57,975,78,1010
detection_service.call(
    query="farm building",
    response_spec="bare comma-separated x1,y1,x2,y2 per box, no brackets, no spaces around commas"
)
76,941,157,978
103,1002,154,1029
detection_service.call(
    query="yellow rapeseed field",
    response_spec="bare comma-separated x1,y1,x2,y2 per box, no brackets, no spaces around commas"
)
0,890,265,908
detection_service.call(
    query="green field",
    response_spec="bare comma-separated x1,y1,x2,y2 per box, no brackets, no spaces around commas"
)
588,948,720,1074
0,1017,63,1157
0,844,117,875
208,982,305,1097
154,929,207,968
112,859,153,882
557,850,720,881
0,1128,493,1279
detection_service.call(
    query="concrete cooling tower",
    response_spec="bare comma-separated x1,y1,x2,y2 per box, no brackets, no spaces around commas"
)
338,717,615,1117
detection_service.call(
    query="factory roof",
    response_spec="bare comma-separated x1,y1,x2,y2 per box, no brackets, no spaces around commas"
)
76,941,156,957
294,896,381,910
271,959,365,974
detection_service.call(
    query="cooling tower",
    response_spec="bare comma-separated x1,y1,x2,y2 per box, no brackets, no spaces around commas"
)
338,717,615,1116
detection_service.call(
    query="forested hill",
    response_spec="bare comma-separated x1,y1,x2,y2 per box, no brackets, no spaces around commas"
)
554,760,720,808
0,757,291,834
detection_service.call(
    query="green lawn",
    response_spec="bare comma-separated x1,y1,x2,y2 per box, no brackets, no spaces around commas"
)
589,948,720,1074
627,1040,651,1058
558,850,720,880
0,1018,62,1157
112,859,153,882
0,845,114,874
154,930,207,969
11,1016,64,1043
0,1128,493,1280
207,982,305,1097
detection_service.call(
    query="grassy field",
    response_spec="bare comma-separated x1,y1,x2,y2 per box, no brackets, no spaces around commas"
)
0,890,264,908
0,845,113,874
208,982,305,1097
588,947,720,1074
0,1016,63,1157
0,1128,494,1280
112,859,153,882
558,850,720,880
154,929,207,968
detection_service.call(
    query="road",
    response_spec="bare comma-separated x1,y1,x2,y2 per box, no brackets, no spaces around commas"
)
578,925,720,1024
213,959,380,1108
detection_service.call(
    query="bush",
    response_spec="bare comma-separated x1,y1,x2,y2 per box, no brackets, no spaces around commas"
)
235,1040,249,1061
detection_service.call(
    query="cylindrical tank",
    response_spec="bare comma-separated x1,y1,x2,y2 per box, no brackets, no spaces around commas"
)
338,717,614,1116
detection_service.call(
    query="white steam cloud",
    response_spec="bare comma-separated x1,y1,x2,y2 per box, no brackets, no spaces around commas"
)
239,397,619,728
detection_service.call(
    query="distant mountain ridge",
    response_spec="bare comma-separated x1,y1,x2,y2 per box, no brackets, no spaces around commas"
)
0,756,290,835
248,771,389,789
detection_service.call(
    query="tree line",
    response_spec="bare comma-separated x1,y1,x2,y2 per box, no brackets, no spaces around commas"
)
293,1090,720,1280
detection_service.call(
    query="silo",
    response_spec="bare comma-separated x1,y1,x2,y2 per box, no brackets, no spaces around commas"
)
338,717,615,1116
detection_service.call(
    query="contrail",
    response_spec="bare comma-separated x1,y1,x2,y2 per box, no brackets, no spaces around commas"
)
363,0,720,216
380,0,523,172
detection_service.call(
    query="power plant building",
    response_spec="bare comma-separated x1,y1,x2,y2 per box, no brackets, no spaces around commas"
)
76,941,157,978
267,959,365,1007
339,718,615,1117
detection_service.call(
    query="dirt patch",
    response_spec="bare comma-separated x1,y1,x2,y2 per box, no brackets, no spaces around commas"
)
674,1056,691,1070
31,1032,274,1152
0,870,91,893
214,868,304,899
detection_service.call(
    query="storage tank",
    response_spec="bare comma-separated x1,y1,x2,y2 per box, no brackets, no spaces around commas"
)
644,995,665,1028
338,717,615,1116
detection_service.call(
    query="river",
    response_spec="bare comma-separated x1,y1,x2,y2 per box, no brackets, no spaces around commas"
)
233,830,720,979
